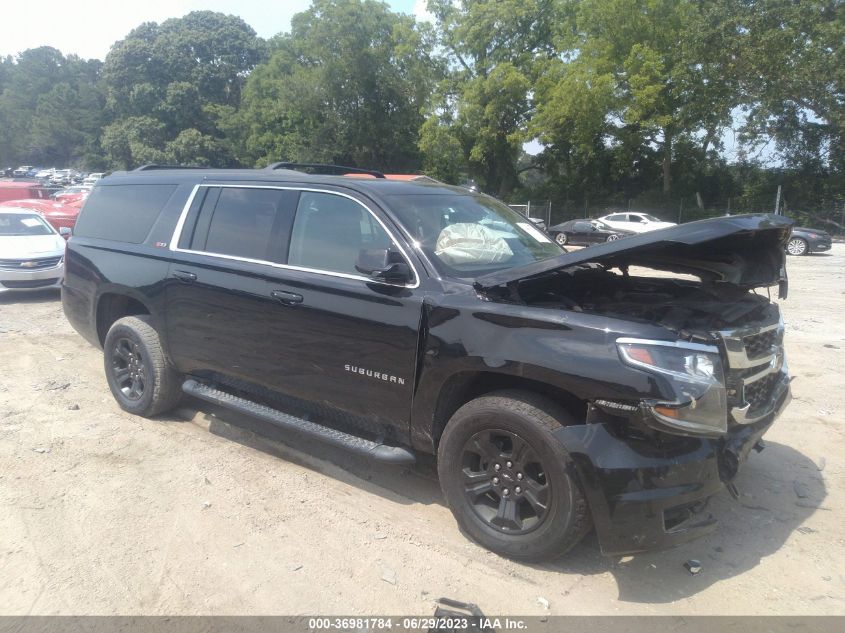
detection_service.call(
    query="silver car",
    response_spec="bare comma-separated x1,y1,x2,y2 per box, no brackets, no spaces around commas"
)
0,208,67,293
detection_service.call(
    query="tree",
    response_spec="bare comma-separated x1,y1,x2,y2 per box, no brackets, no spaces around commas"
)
101,11,266,168
229,0,440,170
532,0,739,197
724,0,844,173
423,0,561,197
0,47,104,167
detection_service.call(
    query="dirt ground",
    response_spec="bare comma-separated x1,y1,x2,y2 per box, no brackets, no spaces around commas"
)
1,245,844,616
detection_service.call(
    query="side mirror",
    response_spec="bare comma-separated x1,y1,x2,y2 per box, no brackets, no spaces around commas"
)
59,226,72,239
355,249,412,284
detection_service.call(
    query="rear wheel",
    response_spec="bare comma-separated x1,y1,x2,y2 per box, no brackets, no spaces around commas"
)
554,232,568,246
606,233,621,242
437,390,591,561
786,237,808,256
104,316,182,417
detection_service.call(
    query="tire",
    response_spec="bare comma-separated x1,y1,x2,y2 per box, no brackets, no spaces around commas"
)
437,390,591,561
103,315,182,417
786,237,808,256
606,233,621,242
554,232,568,246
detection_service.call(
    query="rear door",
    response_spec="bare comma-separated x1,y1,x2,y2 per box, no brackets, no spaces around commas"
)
164,183,423,440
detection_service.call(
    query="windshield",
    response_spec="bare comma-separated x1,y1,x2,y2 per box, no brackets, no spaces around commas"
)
385,193,562,277
0,212,54,236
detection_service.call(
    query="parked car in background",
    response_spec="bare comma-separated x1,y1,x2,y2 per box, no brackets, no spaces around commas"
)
786,227,833,255
52,186,91,205
0,181,52,203
0,198,80,232
12,166,34,177
49,170,74,186
598,212,676,233
548,219,634,246
83,172,105,186
0,207,67,293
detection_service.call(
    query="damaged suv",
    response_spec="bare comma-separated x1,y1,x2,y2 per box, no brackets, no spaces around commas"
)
62,165,793,561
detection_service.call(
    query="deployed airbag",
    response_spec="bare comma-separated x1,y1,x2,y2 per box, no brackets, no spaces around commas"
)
435,223,514,266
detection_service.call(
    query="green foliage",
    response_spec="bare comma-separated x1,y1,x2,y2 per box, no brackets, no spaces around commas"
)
101,11,266,168
229,0,438,170
0,0,841,224
532,0,737,196
422,0,560,196
0,47,103,168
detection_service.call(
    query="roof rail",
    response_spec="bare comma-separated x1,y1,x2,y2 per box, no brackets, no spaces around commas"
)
132,164,212,172
264,162,385,179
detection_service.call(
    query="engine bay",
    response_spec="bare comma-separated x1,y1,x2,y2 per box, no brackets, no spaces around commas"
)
483,263,776,336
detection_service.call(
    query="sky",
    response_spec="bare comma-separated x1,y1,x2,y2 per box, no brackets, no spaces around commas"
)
0,0,430,61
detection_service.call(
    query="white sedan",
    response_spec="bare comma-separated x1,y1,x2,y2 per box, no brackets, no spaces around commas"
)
597,212,676,233
0,208,67,293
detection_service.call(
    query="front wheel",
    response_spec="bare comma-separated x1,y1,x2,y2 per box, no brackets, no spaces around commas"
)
606,233,622,242
554,232,568,246
786,237,808,256
437,390,591,561
103,315,182,417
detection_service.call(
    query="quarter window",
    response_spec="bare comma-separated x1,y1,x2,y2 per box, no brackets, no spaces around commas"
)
288,192,393,276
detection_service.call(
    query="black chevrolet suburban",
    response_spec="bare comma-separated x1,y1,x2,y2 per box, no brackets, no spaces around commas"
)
62,165,793,561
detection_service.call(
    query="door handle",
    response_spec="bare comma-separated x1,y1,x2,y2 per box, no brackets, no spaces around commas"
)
271,290,303,306
172,270,197,283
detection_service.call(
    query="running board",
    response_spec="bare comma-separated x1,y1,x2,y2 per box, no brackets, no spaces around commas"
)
182,379,416,464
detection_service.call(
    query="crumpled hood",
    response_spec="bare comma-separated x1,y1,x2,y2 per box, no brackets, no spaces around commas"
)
475,214,794,296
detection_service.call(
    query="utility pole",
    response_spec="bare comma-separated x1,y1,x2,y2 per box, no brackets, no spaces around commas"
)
774,185,782,215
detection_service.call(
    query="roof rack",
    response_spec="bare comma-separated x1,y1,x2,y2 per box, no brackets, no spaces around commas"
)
264,162,385,179
132,164,212,171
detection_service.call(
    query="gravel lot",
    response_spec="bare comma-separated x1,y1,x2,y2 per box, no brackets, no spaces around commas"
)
1,244,843,616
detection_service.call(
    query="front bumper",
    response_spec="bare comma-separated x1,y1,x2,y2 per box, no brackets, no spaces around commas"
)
553,378,790,556
0,262,64,292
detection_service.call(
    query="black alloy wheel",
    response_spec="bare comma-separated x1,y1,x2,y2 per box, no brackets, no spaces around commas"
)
461,429,550,534
111,337,146,400
103,315,182,417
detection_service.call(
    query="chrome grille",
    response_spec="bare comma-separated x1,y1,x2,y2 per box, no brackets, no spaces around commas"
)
0,256,62,271
717,312,787,425
744,373,779,412
743,329,779,360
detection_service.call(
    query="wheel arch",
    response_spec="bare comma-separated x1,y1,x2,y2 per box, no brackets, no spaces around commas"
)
429,371,587,451
95,291,153,346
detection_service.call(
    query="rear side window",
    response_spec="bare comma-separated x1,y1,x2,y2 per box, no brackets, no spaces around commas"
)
74,184,177,243
606,214,627,222
186,187,298,263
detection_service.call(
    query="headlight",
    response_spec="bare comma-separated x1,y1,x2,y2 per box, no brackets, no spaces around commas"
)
617,338,727,436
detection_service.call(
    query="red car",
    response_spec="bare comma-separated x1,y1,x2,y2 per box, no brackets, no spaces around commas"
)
0,198,80,232
0,182,53,203
53,190,89,205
